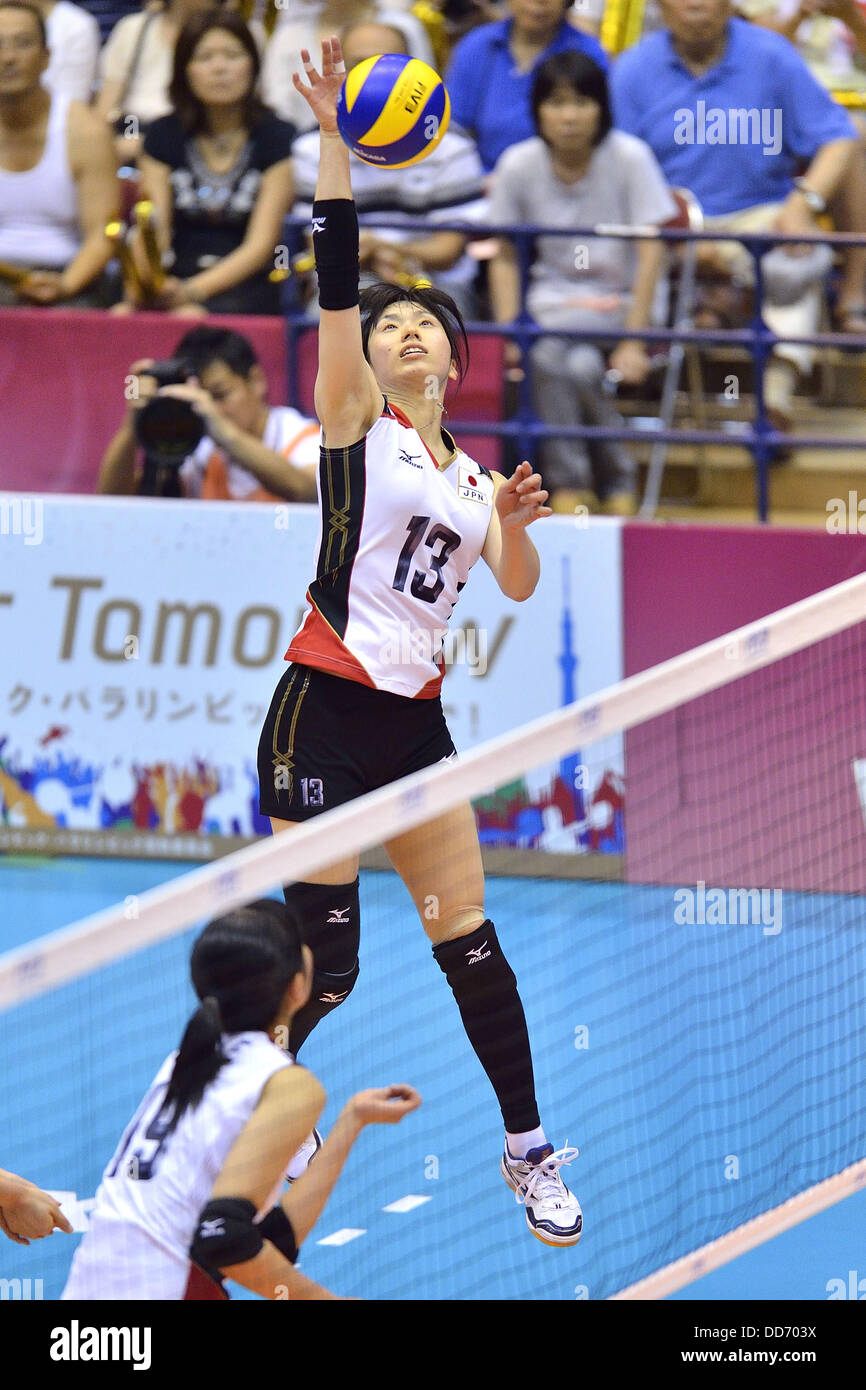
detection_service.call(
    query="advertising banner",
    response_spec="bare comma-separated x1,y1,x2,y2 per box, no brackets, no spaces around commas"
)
0,497,623,859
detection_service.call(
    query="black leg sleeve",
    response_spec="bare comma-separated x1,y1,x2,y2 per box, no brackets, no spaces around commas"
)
432,921,540,1133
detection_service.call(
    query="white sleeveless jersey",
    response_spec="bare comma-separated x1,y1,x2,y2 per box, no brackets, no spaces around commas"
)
62,1031,293,1300
286,400,496,698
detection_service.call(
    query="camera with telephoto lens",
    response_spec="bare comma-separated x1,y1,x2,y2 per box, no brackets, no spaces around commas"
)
135,357,205,495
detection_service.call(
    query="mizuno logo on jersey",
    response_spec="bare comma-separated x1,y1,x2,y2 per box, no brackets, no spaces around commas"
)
327,907,350,923
466,942,491,965
200,1219,226,1238
399,448,423,469
311,217,326,234
320,990,349,1004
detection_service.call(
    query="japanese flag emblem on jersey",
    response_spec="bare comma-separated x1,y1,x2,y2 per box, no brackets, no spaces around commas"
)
457,464,493,506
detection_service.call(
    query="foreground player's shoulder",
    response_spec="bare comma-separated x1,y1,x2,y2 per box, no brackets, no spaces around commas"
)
259,1061,326,1117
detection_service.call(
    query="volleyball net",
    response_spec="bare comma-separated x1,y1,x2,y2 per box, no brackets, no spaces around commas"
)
1,573,865,1301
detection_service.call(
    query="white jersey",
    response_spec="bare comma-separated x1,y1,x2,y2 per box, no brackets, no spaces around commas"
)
62,1031,292,1300
286,400,496,698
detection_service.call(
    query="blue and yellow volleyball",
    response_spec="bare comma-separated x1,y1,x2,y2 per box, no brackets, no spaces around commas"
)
336,53,450,169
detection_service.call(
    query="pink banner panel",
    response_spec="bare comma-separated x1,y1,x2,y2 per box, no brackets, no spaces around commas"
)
623,523,866,893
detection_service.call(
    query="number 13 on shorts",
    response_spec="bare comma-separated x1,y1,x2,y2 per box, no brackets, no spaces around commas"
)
301,777,324,807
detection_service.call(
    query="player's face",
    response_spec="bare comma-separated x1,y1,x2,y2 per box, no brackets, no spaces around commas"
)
658,0,732,50
186,28,254,107
367,302,456,396
200,361,265,434
0,9,48,95
537,83,600,155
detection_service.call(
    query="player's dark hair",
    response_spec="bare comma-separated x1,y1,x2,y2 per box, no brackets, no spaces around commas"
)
170,10,269,135
531,51,612,149
161,900,304,1133
0,0,47,48
174,326,259,380
360,282,470,386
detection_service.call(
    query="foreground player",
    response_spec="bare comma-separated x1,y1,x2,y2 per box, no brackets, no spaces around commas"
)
257,38,581,1246
62,901,419,1299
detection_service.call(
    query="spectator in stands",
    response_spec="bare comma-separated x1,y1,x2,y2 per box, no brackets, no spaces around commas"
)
96,0,266,165
445,0,607,172
262,0,433,132
132,10,294,315
0,1166,73,1243
411,1,500,69
0,0,117,306
98,326,320,499
31,0,100,101
291,20,485,318
488,51,675,515
611,0,856,431
737,0,866,334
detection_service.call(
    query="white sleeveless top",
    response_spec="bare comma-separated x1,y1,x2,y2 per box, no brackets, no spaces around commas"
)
61,1031,293,1300
286,400,496,698
0,93,80,268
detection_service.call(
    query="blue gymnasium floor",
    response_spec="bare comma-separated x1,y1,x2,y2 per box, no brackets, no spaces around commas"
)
1,856,865,1303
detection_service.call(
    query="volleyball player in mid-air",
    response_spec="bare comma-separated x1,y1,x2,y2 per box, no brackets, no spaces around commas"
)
257,37,581,1246
62,901,420,1299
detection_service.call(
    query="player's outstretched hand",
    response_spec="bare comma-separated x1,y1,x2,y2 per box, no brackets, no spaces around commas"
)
292,37,346,134
496,461,551,531
0,1183,73,1244
348,1084,422,1127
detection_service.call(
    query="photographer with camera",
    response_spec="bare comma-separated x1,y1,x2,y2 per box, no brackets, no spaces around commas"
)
97,326,319,501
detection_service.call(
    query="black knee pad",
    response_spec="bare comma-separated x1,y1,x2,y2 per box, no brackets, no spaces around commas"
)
432,920,514,992
311,959,360,1010
283,877,360,974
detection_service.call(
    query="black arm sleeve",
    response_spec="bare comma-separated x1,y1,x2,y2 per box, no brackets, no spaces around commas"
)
312,198,360,311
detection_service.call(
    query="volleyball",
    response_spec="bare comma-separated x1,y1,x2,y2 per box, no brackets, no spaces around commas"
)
336,53,450,169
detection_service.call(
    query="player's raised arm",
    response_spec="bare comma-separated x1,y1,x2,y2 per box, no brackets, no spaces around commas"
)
294,38,382,447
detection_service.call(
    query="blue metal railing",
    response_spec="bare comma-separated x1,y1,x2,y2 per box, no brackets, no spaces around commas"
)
281,216,866,523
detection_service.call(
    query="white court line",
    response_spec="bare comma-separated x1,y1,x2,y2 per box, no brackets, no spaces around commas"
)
382,1195,432,1214
316,1228,366,1247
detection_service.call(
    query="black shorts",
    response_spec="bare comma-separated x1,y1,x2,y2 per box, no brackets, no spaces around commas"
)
257,663,456,821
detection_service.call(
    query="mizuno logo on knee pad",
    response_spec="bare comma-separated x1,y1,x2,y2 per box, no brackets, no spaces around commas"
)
466,941,491,965
319,989,350,1003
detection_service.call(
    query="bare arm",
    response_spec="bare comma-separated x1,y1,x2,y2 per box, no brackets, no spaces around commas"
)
136,153,174,253
482,466,549,601
609,237,666,383
61,102,118,296
799,136,857,205
207,1065,335,1299
487,237,521,325
97,416,139,495
281,1086,420,1247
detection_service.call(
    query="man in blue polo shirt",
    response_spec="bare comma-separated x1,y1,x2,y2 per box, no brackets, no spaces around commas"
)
611,0,855,428
446,0,608,172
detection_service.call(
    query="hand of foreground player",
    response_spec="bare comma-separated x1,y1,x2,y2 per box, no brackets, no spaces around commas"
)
347,1084,422,1126
293,37,346,134
496,461,551,531
0,1175,73,1244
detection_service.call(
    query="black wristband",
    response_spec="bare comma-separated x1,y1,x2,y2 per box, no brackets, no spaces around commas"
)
312,198,360,312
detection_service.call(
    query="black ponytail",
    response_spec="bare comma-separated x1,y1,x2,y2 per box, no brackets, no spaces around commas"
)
160,899,304,1135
